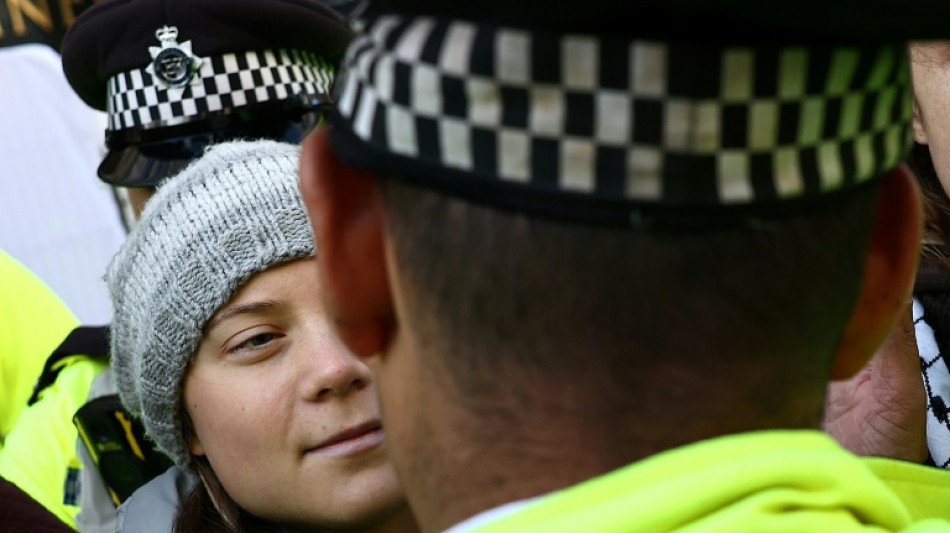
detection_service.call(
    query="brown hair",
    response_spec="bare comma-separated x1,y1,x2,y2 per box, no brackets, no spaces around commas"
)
174,407,287,533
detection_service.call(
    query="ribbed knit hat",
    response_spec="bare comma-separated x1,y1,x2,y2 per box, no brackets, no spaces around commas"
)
105,139,314,470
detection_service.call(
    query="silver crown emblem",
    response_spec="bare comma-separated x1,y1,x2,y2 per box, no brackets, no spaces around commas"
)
146,25,205,89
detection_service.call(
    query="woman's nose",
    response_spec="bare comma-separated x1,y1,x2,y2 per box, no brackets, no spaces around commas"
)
299,332,371,401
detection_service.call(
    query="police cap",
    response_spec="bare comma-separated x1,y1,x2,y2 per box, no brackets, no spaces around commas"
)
365,0,950,43
327,1,950,226
62,0,353,187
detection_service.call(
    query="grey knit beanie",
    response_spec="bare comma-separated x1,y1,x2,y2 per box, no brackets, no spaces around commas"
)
105,139,314,470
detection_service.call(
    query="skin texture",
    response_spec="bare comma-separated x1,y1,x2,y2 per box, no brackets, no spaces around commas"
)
299,125,925,532
124,187,155,219
824,303,928,463
912,41,950,198
183,257,408,531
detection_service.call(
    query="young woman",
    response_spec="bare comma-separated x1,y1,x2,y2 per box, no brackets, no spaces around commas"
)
105,140,417,533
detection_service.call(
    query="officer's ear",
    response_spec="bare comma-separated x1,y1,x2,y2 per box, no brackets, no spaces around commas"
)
298,127,395,360
831,164,922,379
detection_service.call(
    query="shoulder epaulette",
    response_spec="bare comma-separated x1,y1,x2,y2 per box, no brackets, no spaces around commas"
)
28,325,110,406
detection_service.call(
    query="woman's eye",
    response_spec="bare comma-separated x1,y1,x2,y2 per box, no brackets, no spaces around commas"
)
231,332,277,353
242,333,275,348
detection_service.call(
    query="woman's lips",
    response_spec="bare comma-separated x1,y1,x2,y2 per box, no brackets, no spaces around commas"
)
307,420,384,456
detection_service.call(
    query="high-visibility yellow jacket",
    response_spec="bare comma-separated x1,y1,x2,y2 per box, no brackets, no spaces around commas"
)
0,249,77,447
0,249,106,529
453,431,950,533
0,356,106,529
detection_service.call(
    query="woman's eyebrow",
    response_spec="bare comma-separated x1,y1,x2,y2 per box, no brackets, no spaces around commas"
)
205,300,279,332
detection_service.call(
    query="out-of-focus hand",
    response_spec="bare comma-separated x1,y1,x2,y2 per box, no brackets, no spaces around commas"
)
823,302,929,462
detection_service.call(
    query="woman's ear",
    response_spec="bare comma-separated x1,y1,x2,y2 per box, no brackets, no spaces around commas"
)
298,127,395,359
831,164,923,379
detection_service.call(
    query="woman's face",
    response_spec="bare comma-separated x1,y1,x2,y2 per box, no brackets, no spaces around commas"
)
184,257,404,529
911,41,950,195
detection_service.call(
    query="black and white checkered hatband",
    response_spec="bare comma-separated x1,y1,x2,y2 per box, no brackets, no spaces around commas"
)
329,14,913,222
106,48,334,132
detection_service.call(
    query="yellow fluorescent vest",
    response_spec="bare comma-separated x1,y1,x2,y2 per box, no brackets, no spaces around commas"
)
0,248,77,446
0,358,107,528
467,431,950,533
0,249,103,528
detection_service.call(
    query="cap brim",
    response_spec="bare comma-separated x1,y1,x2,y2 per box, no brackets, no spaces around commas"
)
98,146,195,188
99,111,323,187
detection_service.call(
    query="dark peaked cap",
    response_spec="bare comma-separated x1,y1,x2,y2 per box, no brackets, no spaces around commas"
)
63,0,352,112
328,0,944,226
370,0,950,41
61,0,353,187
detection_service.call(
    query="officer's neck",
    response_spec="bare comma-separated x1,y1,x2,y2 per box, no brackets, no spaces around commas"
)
398,361,827,533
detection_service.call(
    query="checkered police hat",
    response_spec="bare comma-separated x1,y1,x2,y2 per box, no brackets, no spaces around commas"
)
62,0,352,187
327,2,930,225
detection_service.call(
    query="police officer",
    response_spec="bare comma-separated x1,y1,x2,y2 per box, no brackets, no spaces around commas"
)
298,1,950,531
0,1,351,531
0,256,74,533
0,2,120,529
0,250,77,450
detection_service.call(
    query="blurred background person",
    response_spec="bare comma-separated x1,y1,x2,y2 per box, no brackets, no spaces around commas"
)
0,0,126,324
1,3,123,529
0,249,76,451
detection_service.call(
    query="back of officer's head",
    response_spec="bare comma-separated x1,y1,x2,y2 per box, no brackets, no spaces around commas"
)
321,1,926,403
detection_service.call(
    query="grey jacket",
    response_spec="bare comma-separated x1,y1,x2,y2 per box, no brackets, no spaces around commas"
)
115,466,198,533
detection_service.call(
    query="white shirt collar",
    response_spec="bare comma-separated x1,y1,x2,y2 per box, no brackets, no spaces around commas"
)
441,497,538,533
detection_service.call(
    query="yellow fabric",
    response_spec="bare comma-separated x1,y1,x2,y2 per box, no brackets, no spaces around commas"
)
468,431,950,533
0,249,77,448
867,456,950,522
0,357,107,528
